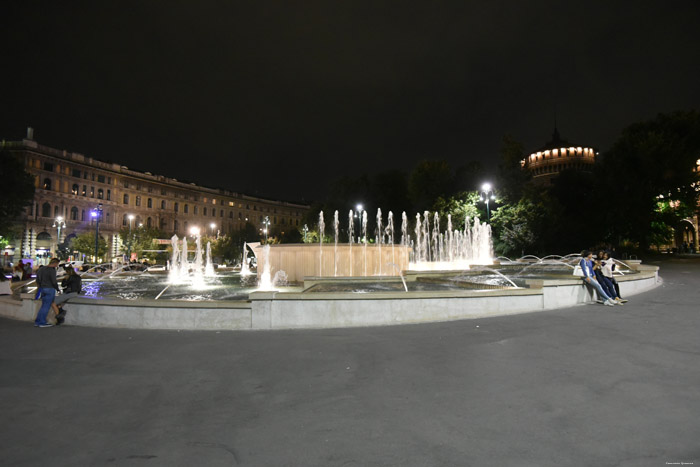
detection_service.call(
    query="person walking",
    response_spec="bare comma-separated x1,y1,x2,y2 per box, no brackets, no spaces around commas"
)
34,258,60,327
579,250,617,307
54,266,82,325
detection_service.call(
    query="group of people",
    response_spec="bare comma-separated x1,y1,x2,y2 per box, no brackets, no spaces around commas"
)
12,260,33,282
34,258,83,327
579,250,628,307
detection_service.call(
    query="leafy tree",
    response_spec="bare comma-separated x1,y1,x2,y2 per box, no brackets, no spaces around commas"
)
70,232,108,260
432,191,481,231
497,134,530,203
599,110,700,249
211,222,259,264
0,149,35,236
490,198,550,257
118,226,163,258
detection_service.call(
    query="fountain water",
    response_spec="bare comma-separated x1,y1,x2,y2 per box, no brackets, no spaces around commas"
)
205,242,215,277
259,244,273,290
240,242,252,276
334,210,339,277
319,211,325,276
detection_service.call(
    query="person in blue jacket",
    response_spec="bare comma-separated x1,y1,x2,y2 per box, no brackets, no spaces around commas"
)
579,250,617,307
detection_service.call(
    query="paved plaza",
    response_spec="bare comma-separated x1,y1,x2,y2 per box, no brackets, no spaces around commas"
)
1,258,698,466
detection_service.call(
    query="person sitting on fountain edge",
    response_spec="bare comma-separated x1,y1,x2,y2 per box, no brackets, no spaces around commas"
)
579,250,618,307
53,266,83,325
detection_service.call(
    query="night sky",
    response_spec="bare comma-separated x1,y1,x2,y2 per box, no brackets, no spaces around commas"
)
2,1,699,202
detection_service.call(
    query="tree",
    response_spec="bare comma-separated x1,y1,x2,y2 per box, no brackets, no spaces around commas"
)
496,134,530,203
70,232,108,260
599,110,700,250
211,223,260,264
0,149,35,236
432,192,481,231
118,226,163,258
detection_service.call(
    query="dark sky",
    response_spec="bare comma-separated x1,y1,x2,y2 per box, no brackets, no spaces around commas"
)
2,1,699,202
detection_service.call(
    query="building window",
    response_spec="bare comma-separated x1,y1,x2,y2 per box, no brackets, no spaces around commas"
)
122,214,128,226
174,202,179,213
82,185,87,196
184,204,189,214
72,169,81,178
123,194,129,204
97,189,104,199
44,162,54,172
194,206,198,215
203,207,207,216
107,190,111,200
70,207,79,221
43,178,52,190
174,220,179,232
147,198,152,208
213,209,217,217
135,196,141,207
72,184,79,195
90,187,95,197
219,209,222,217
161,200,166,209
147,217,152,228
229,211,233,218
81,209,85,221
97,175,105,183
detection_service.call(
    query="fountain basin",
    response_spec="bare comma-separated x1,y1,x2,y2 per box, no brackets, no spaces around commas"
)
0,264,660,330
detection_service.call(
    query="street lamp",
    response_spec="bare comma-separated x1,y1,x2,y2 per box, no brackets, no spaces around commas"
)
90,203,103,263
52,215,66,257
189,226,200,237
210,222,217,238
479,183,495,222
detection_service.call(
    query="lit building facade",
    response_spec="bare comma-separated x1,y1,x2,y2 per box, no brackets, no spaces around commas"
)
1,132,309,264
520,127,598,185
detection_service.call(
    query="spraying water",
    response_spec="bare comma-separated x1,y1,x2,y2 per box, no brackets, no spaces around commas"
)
319,211,325,276
334,210,339,276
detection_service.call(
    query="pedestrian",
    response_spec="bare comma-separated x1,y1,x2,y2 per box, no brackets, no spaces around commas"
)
579,250,617,307
34,258,60,327
23,260,32,280
601,251,628,303
54,266,82,325
13,261,25,282
595,250,621,303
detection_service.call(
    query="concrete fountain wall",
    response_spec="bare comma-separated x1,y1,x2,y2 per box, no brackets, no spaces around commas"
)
253,243,411,282
0,264,660,331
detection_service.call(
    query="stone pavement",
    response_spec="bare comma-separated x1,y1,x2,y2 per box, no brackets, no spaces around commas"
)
0,259,698,467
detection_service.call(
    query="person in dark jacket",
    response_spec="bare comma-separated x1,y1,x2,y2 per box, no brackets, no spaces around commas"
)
34,258,60,327
54,267,82,325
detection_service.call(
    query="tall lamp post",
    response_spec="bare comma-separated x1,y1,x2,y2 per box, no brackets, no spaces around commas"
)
91,203,103,263
52,216,66,257
479,183,495,222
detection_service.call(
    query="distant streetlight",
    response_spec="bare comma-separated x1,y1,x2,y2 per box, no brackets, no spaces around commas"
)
90,203,103,262
479,183,495,222
52,216,66,256
190,226,200,237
